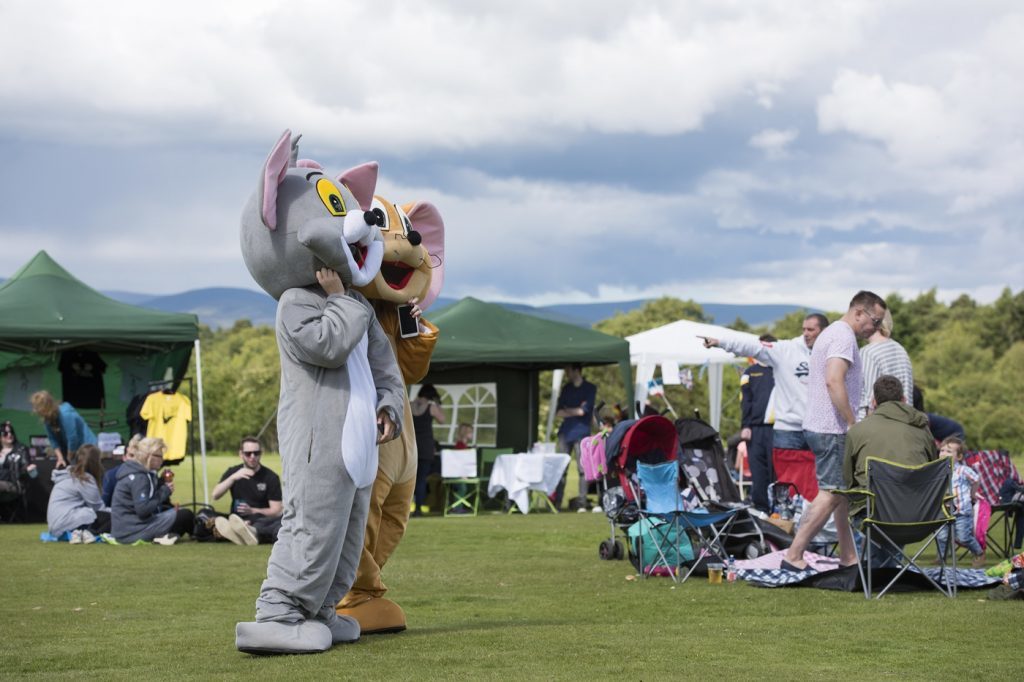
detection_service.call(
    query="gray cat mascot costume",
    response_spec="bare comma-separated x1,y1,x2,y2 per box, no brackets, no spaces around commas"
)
235,129,405,655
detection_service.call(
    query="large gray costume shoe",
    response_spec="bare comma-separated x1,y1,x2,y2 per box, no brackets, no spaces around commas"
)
317,613,361,645
235,620,332,655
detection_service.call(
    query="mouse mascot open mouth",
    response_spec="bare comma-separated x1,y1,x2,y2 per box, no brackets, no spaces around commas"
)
235,129,405,655
335,195,445,634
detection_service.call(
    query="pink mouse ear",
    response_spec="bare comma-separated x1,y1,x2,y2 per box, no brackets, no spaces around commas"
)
404,201,445,310
337,162,379,212
260,130,292,229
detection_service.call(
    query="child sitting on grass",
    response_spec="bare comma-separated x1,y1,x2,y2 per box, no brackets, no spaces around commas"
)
935,436,986,568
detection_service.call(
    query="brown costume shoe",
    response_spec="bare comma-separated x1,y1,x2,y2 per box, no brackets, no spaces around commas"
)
336,596,407,635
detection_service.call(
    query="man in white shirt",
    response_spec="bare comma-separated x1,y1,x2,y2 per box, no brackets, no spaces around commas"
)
703,313,829,507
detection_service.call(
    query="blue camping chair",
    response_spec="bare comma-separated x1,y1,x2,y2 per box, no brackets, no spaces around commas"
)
630,461,695,582
640,456,741,584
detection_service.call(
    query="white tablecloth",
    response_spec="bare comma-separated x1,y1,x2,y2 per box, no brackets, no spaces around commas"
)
487,453,571,514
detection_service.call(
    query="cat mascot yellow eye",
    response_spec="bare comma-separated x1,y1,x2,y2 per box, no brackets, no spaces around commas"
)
316,178,348,216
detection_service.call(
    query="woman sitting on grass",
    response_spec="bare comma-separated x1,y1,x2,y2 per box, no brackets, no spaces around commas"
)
110,437,193,545
46,444,110,543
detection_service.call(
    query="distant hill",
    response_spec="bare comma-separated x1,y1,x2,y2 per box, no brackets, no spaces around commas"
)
535,300,816,327
97,287,813,330
105,287,279,330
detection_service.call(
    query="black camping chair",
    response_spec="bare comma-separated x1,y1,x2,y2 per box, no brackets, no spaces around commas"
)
836,456,956,600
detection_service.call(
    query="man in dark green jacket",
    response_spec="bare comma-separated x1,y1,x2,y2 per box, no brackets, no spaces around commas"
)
844,374,938,511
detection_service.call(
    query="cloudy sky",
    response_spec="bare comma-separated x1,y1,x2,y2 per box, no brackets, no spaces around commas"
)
1,0,1020,311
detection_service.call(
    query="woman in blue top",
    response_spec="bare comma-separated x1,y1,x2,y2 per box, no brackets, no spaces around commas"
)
30,390,97,469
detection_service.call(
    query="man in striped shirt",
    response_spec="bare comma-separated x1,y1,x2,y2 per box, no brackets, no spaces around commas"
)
857,308,913,421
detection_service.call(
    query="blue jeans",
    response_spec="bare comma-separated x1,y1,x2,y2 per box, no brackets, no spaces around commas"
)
936,512,983,557
773,429,810,450
552,438,585,509
804,431,845,490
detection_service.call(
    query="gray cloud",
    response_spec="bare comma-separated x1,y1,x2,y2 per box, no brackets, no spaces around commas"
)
0,0,1020,313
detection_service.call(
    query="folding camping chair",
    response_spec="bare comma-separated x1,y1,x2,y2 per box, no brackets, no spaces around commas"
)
629,461,693,582
632,461,740,583
770,446,839,556
441,449,480,516
964,450,1023,559
770,447,820,505
836,456,957,600
674,506,741,583
441,447,511,516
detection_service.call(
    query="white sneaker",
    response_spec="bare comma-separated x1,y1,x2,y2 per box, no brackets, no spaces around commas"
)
229,514,258,546
591,505,603,513
153,533,179,546
69,529,83,544
81,530,96,544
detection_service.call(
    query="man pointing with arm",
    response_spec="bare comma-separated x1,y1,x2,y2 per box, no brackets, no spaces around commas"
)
702,313,829,512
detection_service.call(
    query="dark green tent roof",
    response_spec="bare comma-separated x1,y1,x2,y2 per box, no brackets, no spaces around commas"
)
429,297,634,408
430,297,629,369
0,251,198,352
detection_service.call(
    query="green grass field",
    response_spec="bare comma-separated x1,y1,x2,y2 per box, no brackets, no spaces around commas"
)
2,453,1022,682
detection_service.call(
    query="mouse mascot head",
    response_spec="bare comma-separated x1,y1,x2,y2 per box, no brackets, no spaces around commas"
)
355,197,445,310
240,129,384,298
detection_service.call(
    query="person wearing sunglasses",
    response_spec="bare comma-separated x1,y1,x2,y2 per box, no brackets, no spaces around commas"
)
780,290,888,572
856,308,914,422
210,436,282,545
1,421,37,517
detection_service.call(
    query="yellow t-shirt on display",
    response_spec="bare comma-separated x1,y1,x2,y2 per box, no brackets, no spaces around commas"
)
141,392,192,462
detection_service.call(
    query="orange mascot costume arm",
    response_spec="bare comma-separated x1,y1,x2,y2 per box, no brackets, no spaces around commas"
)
336,196,445,634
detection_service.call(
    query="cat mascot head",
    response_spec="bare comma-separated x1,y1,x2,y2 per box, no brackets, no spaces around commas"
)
240,129,384,300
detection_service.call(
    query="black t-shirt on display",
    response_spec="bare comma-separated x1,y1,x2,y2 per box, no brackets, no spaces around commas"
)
58,350,107,409
218,464,282,518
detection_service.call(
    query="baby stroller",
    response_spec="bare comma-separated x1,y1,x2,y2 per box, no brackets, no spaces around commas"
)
594,416,678,563
675,415,791,559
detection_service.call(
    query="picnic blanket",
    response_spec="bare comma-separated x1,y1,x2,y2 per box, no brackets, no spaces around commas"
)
737,550,1000,591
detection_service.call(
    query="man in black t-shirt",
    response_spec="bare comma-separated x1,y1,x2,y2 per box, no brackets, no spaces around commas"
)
211,436,282,545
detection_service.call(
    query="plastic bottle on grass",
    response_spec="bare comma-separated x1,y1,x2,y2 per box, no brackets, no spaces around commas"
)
726,555,737,583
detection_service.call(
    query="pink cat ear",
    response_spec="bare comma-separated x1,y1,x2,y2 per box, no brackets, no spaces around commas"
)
404,201,445,310
337,162,378,212
261,130,292,229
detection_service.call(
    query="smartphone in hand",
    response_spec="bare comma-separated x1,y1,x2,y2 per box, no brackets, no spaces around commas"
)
397,304,419,338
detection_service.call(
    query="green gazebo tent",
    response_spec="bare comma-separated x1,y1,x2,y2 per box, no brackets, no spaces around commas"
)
0,251,211,501
423,297,634,452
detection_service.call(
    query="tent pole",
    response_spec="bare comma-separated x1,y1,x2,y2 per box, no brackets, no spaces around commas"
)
194,339,209,505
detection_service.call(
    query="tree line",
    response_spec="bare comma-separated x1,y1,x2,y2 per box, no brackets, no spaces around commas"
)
192,288,1023,454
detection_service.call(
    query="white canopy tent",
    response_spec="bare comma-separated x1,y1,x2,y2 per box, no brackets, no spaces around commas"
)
626,320,752,431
